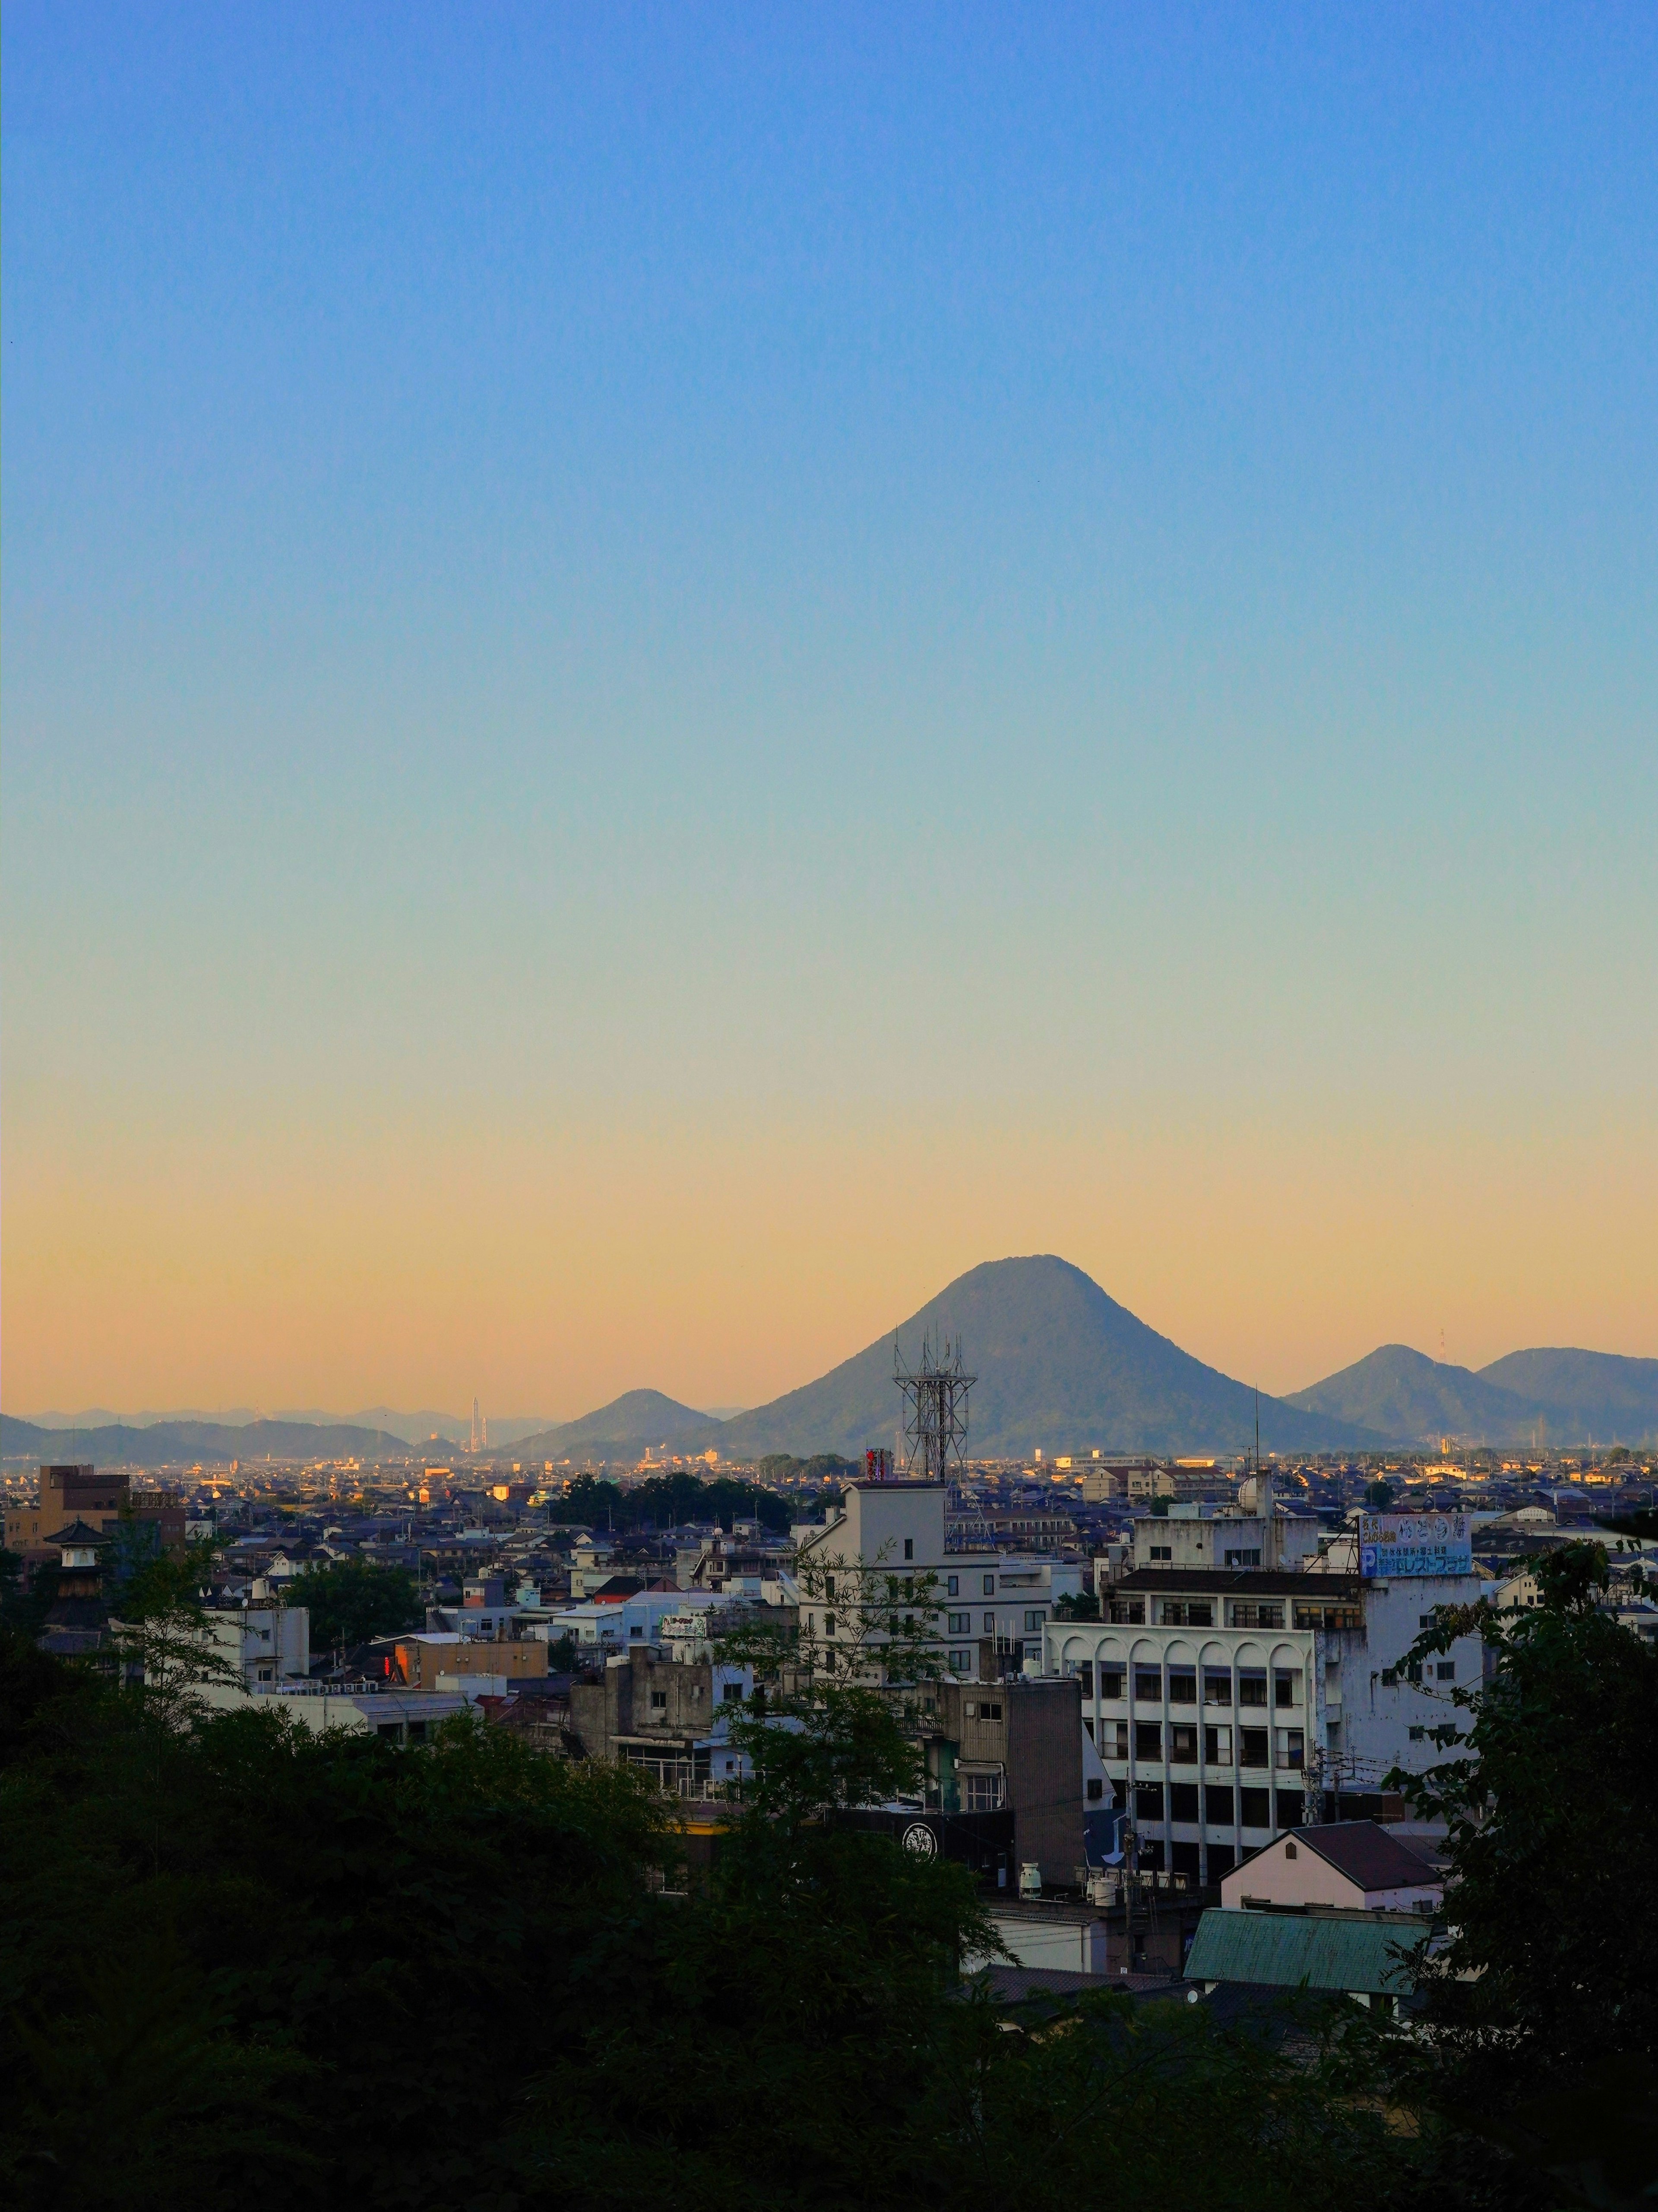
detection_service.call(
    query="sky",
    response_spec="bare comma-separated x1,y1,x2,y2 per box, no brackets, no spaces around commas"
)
4,3,1655,1423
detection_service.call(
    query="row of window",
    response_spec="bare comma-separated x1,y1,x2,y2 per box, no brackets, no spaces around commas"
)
1101,1600,1362,1630
1130,1782,1306,1830
1071,1662,1301,1707
946,1609,1047,1636
1089,1718,1304,1768
944,1573,1022,1598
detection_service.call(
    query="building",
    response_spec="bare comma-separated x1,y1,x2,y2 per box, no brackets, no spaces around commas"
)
1218,1822,1442,1914
1183,1904,1424,2013
911,1674,1085,1886
1044,1559,1486,1882
568,1642,753,1799
201,1604,311,1687
196,1677,465,1742
395,1633,549,1691
37,1520,113,1656
795,1478,1084,1679
6,1465,187,1563
536,1589,723,1653
1126,1495,1323,1576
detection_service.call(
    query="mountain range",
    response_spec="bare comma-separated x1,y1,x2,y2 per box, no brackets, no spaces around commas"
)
6,1256,1652,1467
1284,1343,1658,1449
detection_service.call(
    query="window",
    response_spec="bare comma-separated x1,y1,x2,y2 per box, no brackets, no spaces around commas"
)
1101,1719,1129,1759
1408,1724,1424,1742
949,1648,973,1673
1134,1668,1162,1703
823,1614,836,1639
1208,1842,1236,1876
1230,1601,1283,1629
1024,1609,1045,1632
981,1702,1002,1721
1237,1672,1268,1707
1135,1782,1165,1823
1275,1790,1303,1830
825,1575,835,1599
1169,1782,1200,1821
904,1538,914,1560
1076,1661,1094,1694
1168,1669,1197,1703
1437,1660,1456,1681
1107,1598,1145,1624
983,1612,995,1634
1294,1601,1364,1630
1239,1728,1270,1768
405,1721,427,1744
946,1574,959,1597
1274,1671,1299,1708
1098,1666,1125,1699
1239,1786,1271,1828
1168,1723,1198,1765
1149,1544,1172,1561
1203,1671,1232,1707
1135,1721,1162,1759
1160,1603,1212,1629
1275,1728,1304,1770
1419,1614,1433,1628
965,1773,1005,1811
1086,1778,1104,1803
983,1574,995,1595
1224,1547,1262,1569
1204,1784,1234,1824
629,1624,644,1638
948,1612,971,1634
649,1689,668,1709
1203,1725,1232,1765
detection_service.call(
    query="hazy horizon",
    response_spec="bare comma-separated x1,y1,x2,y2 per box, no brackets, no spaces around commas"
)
5,8,1655,1415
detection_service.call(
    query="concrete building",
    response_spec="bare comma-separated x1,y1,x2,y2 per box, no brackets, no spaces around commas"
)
1045,1560,1485,1882
396,1633,549,1691
6,1465,186,1562
203,1604,310,1687
536,1589,723,1652
1127,1499,1322,1576
568,1642,753,1799
915,1674,1085,1886
197,1677,465,1742
795,1478,1084,1679
1218,1821,1442,1914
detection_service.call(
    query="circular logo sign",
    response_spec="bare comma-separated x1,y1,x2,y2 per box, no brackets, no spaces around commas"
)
901,1820,938,1857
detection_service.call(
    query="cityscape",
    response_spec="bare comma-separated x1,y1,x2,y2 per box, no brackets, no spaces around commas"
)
5,8,1656,2211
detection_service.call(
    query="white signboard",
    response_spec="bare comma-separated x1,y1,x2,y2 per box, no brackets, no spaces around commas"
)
1358,1510,1473,1579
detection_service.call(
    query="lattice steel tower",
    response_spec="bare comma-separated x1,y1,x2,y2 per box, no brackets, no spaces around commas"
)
893,1334,975,1482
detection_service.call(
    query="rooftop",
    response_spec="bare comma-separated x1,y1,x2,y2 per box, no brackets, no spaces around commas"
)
1288,1820,1443,1893
1114,1568,1361,1598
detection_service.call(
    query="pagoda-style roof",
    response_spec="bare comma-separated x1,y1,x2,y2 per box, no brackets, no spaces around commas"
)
44,1518,112,1549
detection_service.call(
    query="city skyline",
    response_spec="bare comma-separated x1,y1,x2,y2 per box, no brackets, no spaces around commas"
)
5,7,1655,1415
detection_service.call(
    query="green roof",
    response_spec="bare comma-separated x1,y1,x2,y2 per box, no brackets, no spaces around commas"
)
1183,1909,1421,1997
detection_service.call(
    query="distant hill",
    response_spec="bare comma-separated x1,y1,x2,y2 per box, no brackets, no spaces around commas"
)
513,1390,727,1463
1286,1341,1658,1447
0,1415,413,1466
711,1256,1383,1459
1284,1345,1537,1446
1475,1348,1658,1447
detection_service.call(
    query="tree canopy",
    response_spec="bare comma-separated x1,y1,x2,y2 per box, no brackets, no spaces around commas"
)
281,1557,421,1649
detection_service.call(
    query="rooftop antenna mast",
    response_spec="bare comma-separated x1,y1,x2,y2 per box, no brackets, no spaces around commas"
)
894,1333,976,1483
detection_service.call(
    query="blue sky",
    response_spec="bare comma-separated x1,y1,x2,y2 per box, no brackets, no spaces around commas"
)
4,5,1655,1414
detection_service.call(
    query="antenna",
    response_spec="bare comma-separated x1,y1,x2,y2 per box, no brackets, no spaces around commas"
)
894,1334,975,1483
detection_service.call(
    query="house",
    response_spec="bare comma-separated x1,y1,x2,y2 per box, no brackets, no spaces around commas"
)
1220,1821,1442,1914
1183,1904,1424,2013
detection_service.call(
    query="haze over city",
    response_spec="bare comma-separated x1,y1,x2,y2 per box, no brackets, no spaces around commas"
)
5,6,1655,1419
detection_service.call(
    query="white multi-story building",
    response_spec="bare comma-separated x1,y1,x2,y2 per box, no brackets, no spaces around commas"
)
203,1603,310,1687
1044,1560,1486,1883
795,1479,1084,1676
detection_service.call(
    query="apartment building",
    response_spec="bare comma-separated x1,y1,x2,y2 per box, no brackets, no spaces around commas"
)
1044,1560,1486,1883
795,1478,1084,1678
203,1604,310,1687
5,1464,186,1561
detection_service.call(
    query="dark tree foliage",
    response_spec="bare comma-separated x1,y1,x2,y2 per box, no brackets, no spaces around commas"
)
282,1557,421,1649
1386,1541,1658,2203
0,1630,1538,2212
545,1469,791,1533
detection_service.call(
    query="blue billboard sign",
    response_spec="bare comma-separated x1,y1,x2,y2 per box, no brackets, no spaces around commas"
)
1358,1510,1473,1579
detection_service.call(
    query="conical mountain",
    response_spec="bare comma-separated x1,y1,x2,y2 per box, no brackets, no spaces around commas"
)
716,1255,1381,1459
513,1389,726,1462
1475,1348,1658,1446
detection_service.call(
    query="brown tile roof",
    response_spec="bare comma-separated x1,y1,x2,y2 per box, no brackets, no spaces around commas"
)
1297,1821,1441,1892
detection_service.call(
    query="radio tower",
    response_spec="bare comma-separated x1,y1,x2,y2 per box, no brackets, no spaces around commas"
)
894,1334,975,1483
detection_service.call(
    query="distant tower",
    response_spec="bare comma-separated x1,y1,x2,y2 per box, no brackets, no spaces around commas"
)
471,1397,481,1454
893,1335,975,1484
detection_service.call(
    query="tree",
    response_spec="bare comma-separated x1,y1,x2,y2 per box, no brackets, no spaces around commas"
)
283,1557,420,1649
1385,1541,1658,2201
1053,1589,1100,1620
1365,1476,1396,1509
